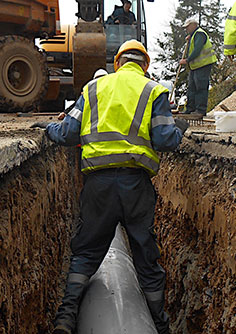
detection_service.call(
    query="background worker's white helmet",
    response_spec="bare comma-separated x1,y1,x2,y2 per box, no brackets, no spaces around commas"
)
93,69,108,79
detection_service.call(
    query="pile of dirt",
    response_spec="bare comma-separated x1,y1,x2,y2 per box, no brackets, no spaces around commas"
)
209,90,236,114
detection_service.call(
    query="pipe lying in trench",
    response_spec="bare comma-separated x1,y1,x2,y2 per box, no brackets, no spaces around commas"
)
76,224,158,334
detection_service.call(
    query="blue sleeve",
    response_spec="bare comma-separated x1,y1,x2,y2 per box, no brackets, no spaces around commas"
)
151,93,183,152
46,96,84,146
75,94,85,110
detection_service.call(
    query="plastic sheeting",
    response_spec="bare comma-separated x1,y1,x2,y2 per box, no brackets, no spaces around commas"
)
76,224,158,334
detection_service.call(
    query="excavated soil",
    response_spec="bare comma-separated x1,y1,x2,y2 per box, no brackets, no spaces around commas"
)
153,146,236,334
0,144,83,334
0,111,235,333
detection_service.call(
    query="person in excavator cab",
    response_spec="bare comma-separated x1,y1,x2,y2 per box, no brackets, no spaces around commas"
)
31,39,189,334
107,0,136,25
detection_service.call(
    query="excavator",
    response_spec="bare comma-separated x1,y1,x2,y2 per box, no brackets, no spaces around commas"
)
0,0,155,112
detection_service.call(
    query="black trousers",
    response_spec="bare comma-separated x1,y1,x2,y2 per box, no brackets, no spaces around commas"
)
70,168,166,292
186,63,212,114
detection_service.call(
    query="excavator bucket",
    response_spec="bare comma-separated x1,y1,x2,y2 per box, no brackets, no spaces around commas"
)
73,19,106,95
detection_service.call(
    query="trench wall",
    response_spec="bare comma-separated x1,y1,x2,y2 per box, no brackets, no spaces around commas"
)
0,128,235,334
153,130,236,334
0,144,82,334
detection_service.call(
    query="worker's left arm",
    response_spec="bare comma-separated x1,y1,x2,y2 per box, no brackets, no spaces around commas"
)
187,32,207,62
151,93,185,152
45,95,84,146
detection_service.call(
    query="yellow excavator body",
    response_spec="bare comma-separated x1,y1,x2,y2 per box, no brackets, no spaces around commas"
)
40,24,75,56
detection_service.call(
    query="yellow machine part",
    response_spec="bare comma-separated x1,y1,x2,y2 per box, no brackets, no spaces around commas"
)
73,19,106,95
40,24,75,53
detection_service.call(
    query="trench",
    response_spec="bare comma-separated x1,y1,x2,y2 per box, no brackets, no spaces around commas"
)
0,130,235,334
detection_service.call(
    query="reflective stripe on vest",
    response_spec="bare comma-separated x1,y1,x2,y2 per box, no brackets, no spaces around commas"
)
69,107,83,122
81,152,160,173
80,66,168,176
224,44,236,50
189,28,217,70
152,115,175,128
228,14,236,20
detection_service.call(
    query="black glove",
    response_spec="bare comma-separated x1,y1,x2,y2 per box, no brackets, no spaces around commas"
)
175,118,189,134
30,122,50,129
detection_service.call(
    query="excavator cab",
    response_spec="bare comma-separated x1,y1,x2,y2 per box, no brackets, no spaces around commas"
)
73,0,150,93
74,0,148,72
104,0,148,71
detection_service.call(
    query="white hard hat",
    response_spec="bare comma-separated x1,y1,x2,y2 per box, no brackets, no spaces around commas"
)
182,18,198,28
93,69,108,79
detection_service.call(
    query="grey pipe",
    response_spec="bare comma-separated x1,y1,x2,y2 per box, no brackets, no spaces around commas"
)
76,224,158,334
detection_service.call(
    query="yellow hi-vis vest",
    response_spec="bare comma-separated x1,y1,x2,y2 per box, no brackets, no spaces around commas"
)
80,62,168,177
224,2,236,56
188,28,217,70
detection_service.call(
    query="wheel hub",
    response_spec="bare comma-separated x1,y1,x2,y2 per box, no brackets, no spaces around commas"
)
3,55,37,96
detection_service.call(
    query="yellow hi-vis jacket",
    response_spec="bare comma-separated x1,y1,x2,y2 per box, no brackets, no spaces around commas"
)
188,28,217,70
80,62,168,176
224,1,236,56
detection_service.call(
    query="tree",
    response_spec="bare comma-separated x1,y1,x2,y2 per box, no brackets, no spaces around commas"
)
153,0,227,95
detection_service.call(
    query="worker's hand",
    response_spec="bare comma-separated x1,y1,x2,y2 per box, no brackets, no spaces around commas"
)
114,19,120,24
175,118,189,134
227,55,234,62
185,35,191,41
58,112,66,120
30,122,50,129
179,59,188,65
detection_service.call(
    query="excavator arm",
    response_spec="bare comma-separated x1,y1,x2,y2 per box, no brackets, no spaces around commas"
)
73,0,106,96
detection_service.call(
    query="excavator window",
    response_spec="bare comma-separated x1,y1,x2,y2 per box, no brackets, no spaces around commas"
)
104,0,137,24
104,0,146,67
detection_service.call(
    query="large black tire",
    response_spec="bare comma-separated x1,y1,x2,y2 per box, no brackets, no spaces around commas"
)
0,35,48,112
38,67,66,112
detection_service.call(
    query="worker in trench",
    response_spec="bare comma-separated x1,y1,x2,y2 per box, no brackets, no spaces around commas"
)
31,40,189,334
179,18,217,117
224,1,236,62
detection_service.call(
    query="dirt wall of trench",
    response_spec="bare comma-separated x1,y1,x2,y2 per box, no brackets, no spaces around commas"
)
0,145,83,334
153,136,236,334
0,127,236,334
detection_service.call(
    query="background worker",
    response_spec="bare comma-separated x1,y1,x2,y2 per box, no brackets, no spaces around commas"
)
33,39,189,334
109,0,136,25
224,1,236,61
179,18,217,117
58,68,108,121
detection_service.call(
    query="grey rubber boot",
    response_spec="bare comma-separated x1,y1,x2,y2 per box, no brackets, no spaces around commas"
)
53,273,89,334
145,291,169,334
